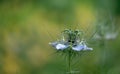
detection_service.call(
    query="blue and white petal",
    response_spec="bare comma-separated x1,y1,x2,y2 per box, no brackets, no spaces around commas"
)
72,44,93,51
56,44,68,50
72,45,84,51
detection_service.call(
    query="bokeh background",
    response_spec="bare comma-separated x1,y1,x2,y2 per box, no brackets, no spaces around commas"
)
0,0,120,74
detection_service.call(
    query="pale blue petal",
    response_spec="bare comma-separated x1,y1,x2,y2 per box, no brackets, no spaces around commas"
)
56,44,68,50
72,45,84,51
72,44,93,51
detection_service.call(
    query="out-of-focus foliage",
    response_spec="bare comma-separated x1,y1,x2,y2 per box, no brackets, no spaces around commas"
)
0,0,120,74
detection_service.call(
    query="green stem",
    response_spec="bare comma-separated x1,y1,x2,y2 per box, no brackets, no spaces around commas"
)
68,49,71,74
101,38,107,74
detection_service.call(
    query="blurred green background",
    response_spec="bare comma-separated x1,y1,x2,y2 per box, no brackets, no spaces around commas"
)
0,0,120,74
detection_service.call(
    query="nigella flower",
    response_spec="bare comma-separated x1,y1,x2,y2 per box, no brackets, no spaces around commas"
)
93,22,118,40
49,29,93,52
94,32,118,40
49,29,93,74
93,16,119,40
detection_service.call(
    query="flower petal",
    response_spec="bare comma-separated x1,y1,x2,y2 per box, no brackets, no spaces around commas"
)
72,44,93,51
56,44,68,50
72,45,84,51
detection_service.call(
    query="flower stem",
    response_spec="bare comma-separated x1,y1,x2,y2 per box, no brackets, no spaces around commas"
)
68,49,72,74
